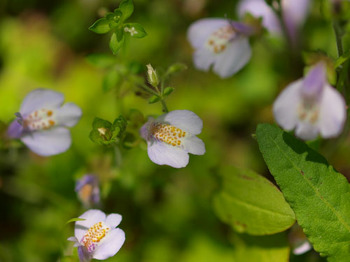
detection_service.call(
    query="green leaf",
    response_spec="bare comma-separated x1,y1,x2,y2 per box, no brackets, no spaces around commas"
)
123,23,147,38
112,115,127,140
335,49,350,68
232,233,290,262
119,0,134,21
66,217,85,224
89,18,111,34
103,70,121,92
166,63,187,76
89,118,113,145
256,123,350,261
213,166,295,235
163,87,174,96
109,32,124,55
148,95,161,104
86,53,116,68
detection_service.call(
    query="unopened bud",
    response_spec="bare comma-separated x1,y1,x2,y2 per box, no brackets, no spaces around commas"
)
146,64,159,88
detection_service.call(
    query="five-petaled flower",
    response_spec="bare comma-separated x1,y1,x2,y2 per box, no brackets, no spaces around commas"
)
7,88,82,156
140,110,205,168
68,209,125,262
273,62,346,140
76,175,100,208
187,18,254,78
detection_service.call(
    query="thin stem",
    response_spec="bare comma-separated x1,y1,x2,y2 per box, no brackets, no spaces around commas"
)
139,83,159,96
160,100,168,113
333,21,344,57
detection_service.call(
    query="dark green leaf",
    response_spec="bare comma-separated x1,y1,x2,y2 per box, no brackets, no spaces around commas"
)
256,123,350,261
124,23,147,38
109,32,124,55
89,18,111,34
213,166,295,235
119,0,134,21
86,53,116,68
112,115,127,139
148,95,161,104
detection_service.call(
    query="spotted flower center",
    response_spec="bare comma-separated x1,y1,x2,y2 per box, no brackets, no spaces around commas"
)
298,100,320,124
81,221,111,253
23,109,57,131
151,123,187,147
205,25,236,54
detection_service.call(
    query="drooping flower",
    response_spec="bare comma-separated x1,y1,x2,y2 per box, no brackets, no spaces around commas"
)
7,88,82,156
68,209,125,262
238,0,282,35
273,62,346,140
76,175,100,208
187,18,254,78
140,110,205,168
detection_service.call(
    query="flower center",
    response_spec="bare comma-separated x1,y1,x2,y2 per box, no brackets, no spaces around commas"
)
298,100,320,124
151,123,187,147
23,109,56,131
205,25,236,54
81,221,110,253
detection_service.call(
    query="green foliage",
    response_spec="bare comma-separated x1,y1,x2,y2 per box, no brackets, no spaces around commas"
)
148,95,161,104
119,0,134,22
66,217,85,224
124,23,147,38
165,63,188,77
109,32,125,55
89,116,127,145
256,124,350,261
89,18,111,34
213,166,295,235
163,87,174,96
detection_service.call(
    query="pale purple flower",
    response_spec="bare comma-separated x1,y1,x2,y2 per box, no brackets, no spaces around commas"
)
68,209,125,262
281,0,310,45
76,175,100,208
238,0,282,35
7,88,82,156
187,18,254,78
273,62,346,140
140,110,205,168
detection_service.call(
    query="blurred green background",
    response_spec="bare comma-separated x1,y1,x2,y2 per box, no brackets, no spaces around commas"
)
0,0,349,261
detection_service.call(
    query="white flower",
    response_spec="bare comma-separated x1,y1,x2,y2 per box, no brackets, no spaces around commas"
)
273,62,346,140
68,209,125,262
140,110,205,168
187,18,253,78
238,0,282,35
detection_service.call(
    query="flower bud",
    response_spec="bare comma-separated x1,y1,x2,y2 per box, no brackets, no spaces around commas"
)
146,64,159,88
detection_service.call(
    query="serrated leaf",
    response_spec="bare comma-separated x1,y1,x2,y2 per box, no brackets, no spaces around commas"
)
109,32,124,55
103,70,120,92
124,23,147,38
89,18,111,34
213,166,295,235
232,233,290,262
66,217,85,224
148,95,161,104
163,87,174,96
86,53,116,68
119,0,134,21
256,123,350,261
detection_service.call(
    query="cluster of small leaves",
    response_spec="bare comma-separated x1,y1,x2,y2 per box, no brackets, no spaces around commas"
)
89,0,147,55
89,116,127,145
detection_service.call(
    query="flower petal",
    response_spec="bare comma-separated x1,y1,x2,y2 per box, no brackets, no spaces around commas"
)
92,228,125,260
20,89,64,116
7,120,24,138
159,110,203,135
318,84,346,138
56,102,82,127
302,62,326,97
193,47,216,72
273,80,303,131
238,0,281,35
148,141,189,168
75,209,107,242
187,18,230,49
295,121,319,140
183,136,205,155
213,36,252,78
78,246,92,262
67,236,81,247
105,213,122,228
21,127,72,156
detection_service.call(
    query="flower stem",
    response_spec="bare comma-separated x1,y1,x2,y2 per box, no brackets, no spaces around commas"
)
333,21,344,57
161,100,168,113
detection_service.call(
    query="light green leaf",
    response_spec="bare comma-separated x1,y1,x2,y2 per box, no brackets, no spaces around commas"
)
256,123,350,261
163,87,174,96
232,233,290,262
66,218,85,224
148,95,161,104
103,70,120,92
124,23,147,38
213,166,295,235
86,53,116,68
119,0,134,21
109,32,124,55
335,49,350,68
89,18,111,34
165,63,187,76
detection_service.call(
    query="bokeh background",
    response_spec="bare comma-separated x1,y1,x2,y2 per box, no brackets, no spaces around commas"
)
0,0,349,261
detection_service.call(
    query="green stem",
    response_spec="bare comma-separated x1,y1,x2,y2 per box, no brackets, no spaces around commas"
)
139,83,159,96
333,21,344,57
160,100,168,113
